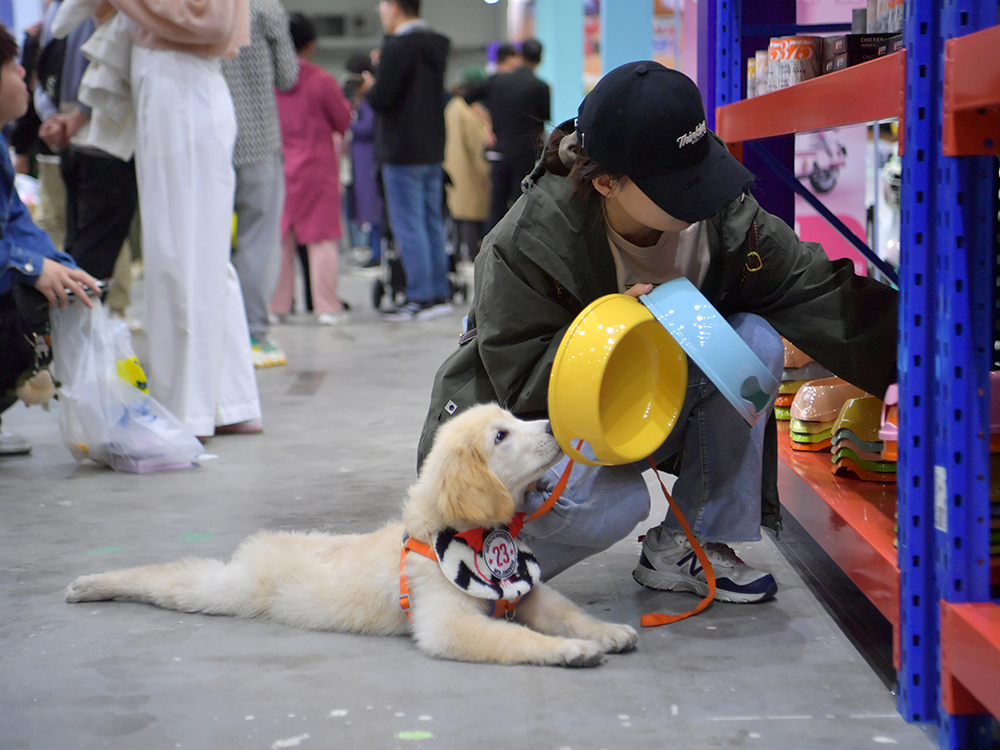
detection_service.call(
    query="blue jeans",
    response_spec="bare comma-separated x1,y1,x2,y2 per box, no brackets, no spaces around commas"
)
521,313,784,579
381,163,450,304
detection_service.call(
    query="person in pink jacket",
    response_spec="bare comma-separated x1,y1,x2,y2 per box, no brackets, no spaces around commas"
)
270,13,352,326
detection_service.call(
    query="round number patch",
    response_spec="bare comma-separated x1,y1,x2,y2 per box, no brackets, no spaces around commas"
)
482,529,518,580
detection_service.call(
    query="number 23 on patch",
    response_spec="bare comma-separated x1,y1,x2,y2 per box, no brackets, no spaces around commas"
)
483,529,518,580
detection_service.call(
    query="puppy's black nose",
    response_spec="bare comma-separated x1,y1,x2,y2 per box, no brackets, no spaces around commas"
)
544,421,553,435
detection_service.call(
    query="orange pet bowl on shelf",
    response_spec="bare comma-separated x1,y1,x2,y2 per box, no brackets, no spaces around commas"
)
548,294,687,466
783,338,813,370
790,377,868,423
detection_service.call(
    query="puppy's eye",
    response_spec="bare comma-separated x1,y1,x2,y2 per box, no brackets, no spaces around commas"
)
495,430,508,444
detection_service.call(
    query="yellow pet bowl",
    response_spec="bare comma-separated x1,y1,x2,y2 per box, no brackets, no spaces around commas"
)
548,294,687,466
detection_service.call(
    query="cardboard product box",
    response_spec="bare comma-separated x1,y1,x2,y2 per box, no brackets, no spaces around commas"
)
884,0,904,33
821,34,899,73
755,49,769,95
768,36,821,90
876,34,904,55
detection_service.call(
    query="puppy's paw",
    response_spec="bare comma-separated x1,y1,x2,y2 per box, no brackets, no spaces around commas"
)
595,623,639,654
66,575,111,603
556,638,605,668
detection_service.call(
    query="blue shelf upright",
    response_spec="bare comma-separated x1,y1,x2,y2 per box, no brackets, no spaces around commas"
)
896,0,941,728
930,3,996,748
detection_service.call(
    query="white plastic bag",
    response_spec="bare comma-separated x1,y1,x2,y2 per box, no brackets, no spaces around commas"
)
50,301,203,473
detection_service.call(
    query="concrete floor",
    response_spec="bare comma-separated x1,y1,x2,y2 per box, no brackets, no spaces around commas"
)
0,261,938,750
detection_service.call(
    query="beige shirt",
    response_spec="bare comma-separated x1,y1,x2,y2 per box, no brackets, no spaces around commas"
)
443,96,490,221
606,220,710,292
111,0,249,57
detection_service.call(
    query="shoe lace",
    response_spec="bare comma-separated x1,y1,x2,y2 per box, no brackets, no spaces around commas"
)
703,542,743,567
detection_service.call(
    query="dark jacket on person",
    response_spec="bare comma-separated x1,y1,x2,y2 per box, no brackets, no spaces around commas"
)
416,159,898,527
466,65,550,176
366,23,450,165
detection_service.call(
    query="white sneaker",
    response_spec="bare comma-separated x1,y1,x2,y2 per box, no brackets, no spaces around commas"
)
317,311,348,326
415,300,454,320
633,526,777,603
0,432,32,455
250,337,287,368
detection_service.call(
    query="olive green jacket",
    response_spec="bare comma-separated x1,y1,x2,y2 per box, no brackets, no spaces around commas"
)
417,166,898,526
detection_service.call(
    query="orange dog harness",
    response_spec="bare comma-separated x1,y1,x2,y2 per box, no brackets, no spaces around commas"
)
399,513,538,623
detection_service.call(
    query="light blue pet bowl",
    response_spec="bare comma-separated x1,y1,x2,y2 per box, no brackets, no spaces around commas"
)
640,278,779,427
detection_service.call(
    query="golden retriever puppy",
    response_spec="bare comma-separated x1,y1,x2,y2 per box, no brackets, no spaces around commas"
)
66,404,638,667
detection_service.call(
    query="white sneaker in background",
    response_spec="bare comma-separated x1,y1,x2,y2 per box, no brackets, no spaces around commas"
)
415,300,454,320
317,311,348,326
0,432,32,456
251,337,288,368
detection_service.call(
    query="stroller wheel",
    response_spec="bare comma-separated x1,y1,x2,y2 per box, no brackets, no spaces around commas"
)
372,279,385,310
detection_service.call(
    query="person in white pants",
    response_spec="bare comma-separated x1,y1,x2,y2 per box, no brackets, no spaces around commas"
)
107,0,260,438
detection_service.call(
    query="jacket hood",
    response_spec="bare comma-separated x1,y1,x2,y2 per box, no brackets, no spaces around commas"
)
283,58,319,94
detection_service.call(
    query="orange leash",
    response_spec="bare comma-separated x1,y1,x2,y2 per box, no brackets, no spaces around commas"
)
524,454,577,523
522,451,716,628
638,457,716,627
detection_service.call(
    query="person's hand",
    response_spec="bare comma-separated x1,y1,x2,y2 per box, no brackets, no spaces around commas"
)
481,126,497,148
624,283,653,299
94,1,116,23
59,108,89,139
359,69,375,94
33,258,100,308
38,118,68,151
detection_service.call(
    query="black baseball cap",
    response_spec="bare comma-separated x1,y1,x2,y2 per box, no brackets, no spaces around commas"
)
577,61,755,223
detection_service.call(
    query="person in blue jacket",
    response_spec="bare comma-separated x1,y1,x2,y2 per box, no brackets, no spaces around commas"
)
0,23,99,455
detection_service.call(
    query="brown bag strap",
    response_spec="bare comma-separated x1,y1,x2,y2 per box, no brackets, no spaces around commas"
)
739,218,762,295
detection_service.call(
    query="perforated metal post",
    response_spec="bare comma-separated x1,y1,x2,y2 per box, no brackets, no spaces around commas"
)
933,4,995,748
896,0,940,726
715,0,742,109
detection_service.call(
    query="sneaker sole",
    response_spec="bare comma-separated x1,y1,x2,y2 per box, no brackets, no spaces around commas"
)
415,307,453,321
0,446,32,456
632,565,777,604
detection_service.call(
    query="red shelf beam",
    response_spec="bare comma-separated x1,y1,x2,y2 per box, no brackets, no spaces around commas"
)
940,601,1000,718
716,51,906,145
775,423,900,665
943,24,1000,155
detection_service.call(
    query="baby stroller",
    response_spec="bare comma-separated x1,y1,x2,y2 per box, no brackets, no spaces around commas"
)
370,230,408,311
370,202,469,312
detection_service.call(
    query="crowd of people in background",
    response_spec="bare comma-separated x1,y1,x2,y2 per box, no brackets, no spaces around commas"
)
0,0,551,453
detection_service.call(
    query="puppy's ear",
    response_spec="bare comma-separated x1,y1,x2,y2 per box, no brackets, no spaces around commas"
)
433,442,515,528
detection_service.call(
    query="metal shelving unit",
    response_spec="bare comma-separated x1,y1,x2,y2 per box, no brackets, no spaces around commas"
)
709,2,1000,748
